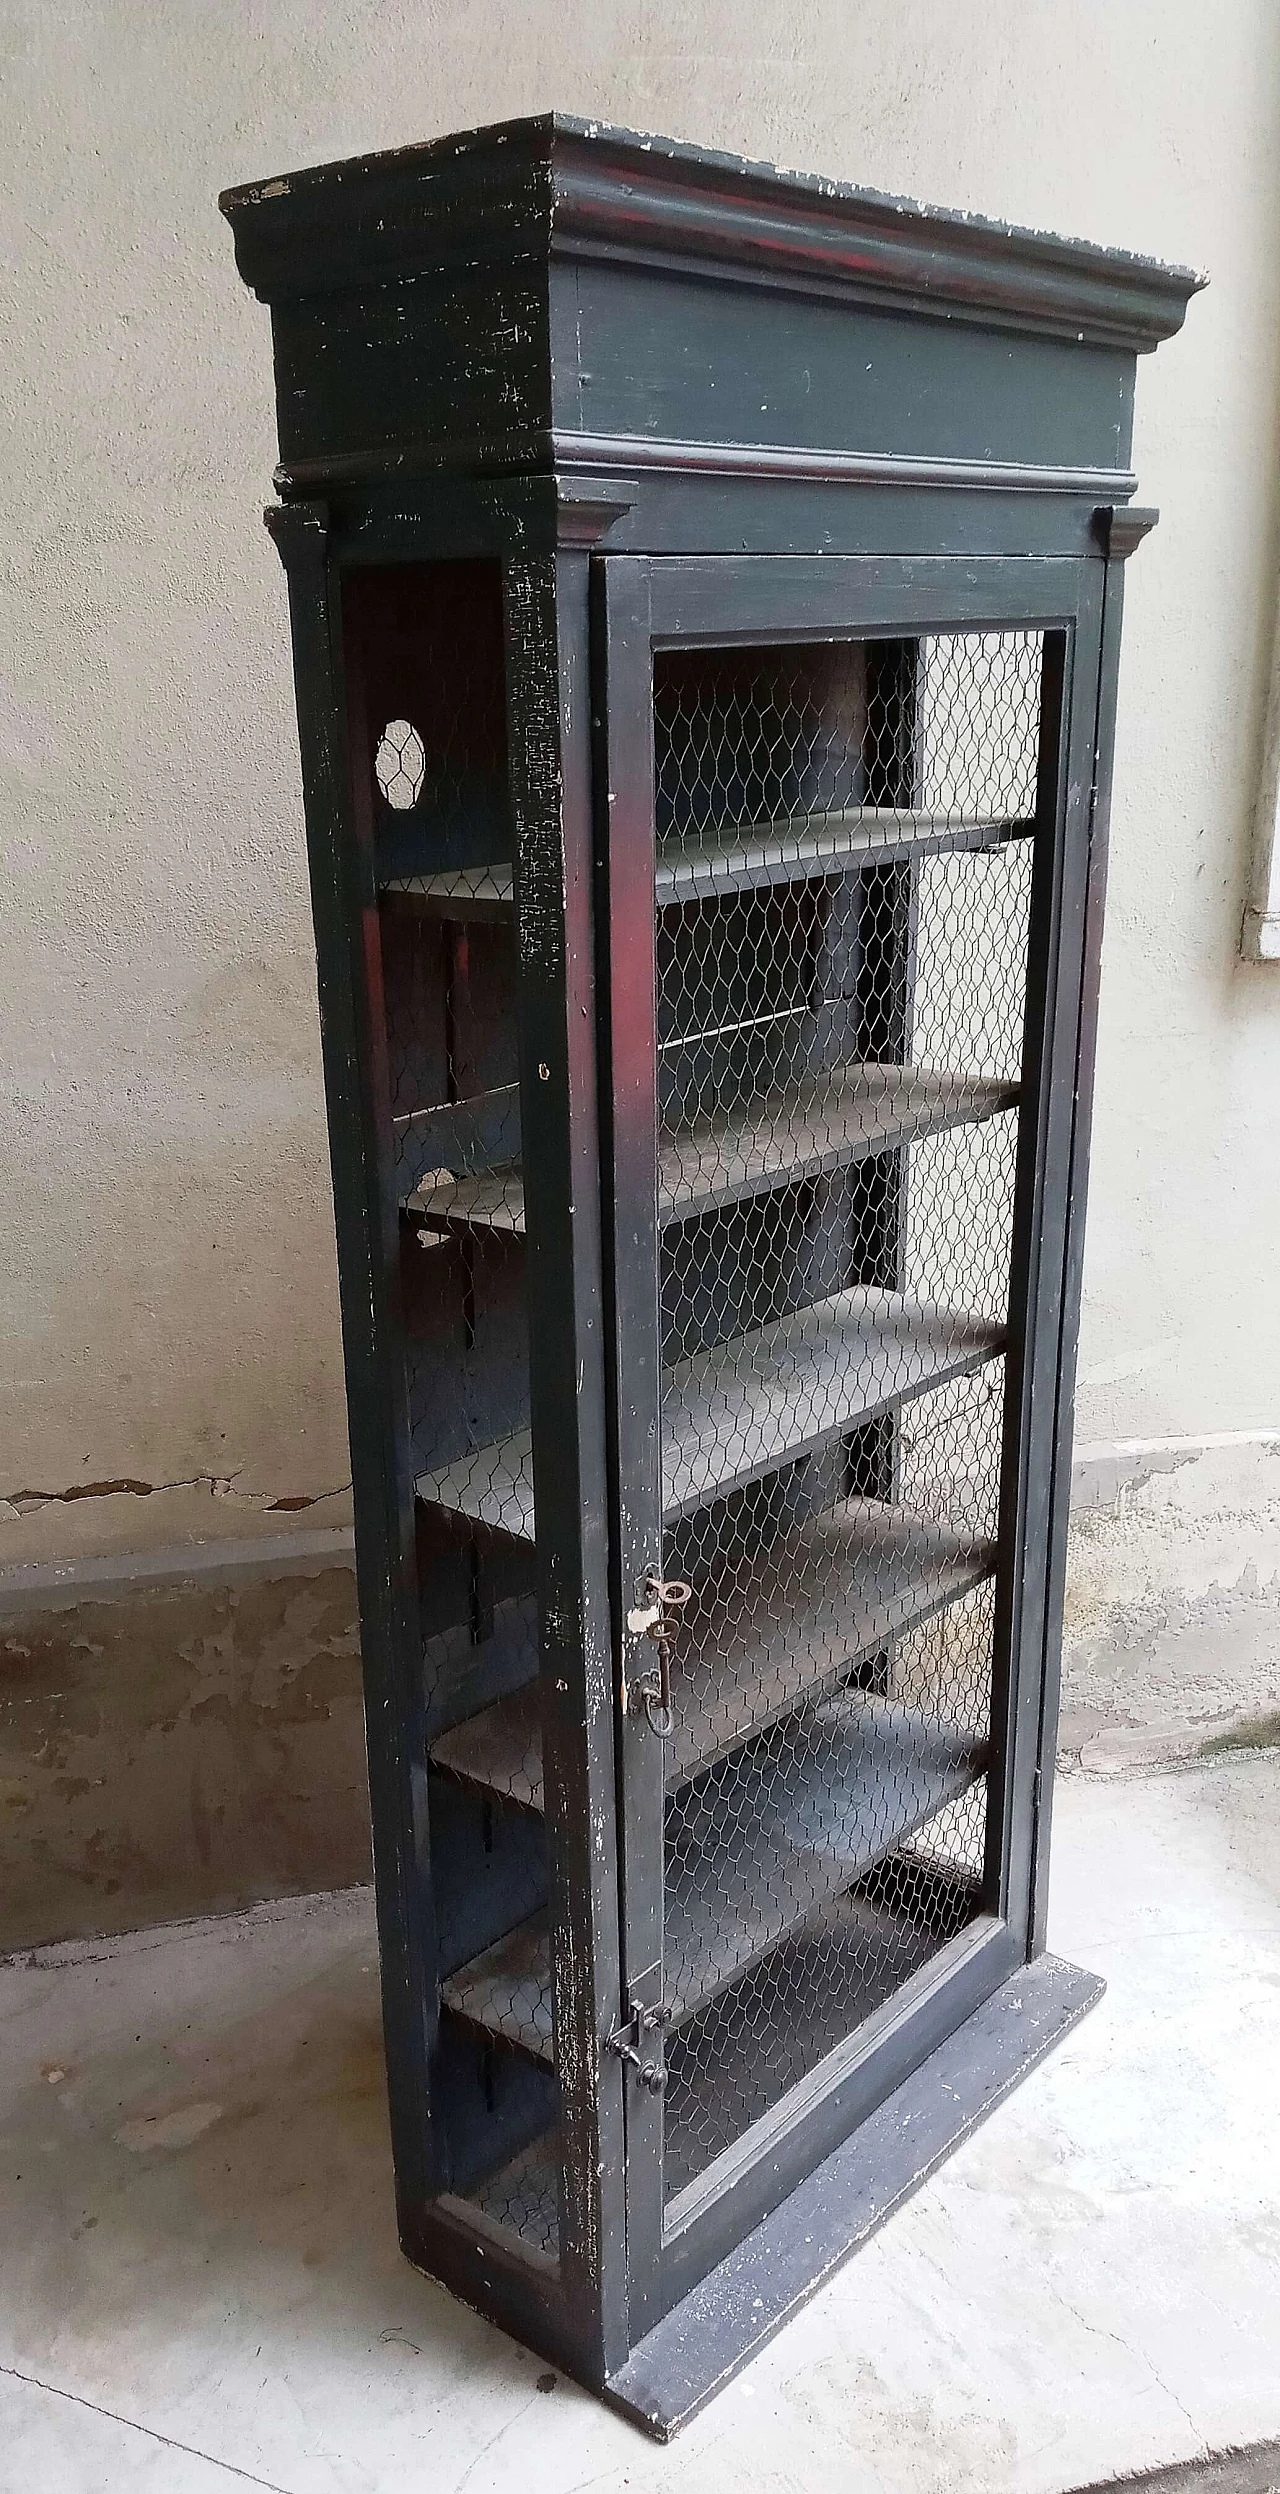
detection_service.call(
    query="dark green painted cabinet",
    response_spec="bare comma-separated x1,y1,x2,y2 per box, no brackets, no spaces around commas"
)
222,118,1196,2435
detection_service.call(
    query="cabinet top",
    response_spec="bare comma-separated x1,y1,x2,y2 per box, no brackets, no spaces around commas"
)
221,112,1199,355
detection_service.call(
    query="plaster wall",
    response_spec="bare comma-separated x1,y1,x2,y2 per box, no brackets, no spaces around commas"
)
2,1,1279,1941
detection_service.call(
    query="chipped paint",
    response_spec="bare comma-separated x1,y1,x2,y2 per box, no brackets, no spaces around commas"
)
116,2100,224,2151
506,561,570,983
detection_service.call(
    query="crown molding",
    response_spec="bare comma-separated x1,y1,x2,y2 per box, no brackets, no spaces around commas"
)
222,114,1203,355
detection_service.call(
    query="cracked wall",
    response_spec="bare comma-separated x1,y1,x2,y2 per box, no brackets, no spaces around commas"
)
5,1474,351,1523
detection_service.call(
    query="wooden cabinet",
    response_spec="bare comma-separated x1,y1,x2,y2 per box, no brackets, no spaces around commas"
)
222,117,1196,2434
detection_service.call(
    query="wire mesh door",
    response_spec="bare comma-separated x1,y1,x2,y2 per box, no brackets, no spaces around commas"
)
602,556,1081,2316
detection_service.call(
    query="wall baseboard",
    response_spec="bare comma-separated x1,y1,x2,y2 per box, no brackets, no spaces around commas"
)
0,1521,356,1611
4,1433,1278,1954
0,1528,368,1956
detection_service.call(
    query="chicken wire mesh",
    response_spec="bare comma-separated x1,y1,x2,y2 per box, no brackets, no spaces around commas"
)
359,575,1047,2255
649,628,1042,2198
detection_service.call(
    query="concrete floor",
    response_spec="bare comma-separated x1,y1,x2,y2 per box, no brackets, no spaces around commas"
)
1,1758,1277,2494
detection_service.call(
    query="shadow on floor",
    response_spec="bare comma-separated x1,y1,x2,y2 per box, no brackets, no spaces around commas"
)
1070,2441,1280,2494
0,1896,540,2410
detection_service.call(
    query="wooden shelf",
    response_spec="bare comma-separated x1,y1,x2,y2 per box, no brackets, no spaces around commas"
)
407,1065,1019,1238
394,1081,519,1201
661,1884,956,2203
415,1287,1004,1540
430,1497,995,1806
386,866,515,922
410,1160,526,1236
456,1872,978,2219
417,1433,536,1540
664,1289,1006,1519
384,807,1033,919
654,809,1034,902
468,2129,561,2259
440,1691,987,2061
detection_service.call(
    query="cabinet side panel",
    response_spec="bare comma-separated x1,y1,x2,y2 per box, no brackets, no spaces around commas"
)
270,508,441,2223
271,268,550,476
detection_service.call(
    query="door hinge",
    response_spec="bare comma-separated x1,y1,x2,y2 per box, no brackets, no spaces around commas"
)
606,1995,671,2095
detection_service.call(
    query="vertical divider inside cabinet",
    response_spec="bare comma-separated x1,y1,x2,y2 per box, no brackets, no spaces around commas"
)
848,638,923,1689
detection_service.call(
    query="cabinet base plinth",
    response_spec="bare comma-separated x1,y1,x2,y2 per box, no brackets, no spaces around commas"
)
604,1951,1103,2441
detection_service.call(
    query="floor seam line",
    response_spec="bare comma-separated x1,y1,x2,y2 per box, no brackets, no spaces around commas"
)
0,2359,293,2493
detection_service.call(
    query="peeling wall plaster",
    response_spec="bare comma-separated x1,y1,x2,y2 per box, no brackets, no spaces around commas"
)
0,1557,370,1953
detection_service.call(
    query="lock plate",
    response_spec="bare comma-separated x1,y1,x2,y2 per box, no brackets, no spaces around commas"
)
606,1976,672,2096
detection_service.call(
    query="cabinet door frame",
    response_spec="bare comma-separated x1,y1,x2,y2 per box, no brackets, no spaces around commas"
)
594,550,1105,2334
